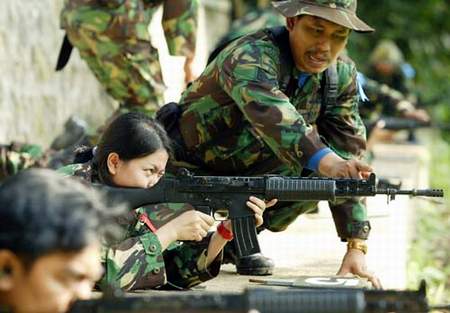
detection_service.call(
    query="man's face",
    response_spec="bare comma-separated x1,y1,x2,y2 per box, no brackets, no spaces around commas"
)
4,243,103,313
109,148,169,189
287,15,350,73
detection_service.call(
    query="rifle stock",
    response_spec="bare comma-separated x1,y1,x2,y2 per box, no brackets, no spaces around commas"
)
98,171,443,257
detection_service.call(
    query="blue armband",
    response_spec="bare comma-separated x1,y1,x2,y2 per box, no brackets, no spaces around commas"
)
305,148,333,172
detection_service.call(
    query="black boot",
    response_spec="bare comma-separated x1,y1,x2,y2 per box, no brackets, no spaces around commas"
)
50,116,88,150
223,240,274,276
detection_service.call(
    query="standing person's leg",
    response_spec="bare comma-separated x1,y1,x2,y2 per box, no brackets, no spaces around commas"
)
65,27,165,117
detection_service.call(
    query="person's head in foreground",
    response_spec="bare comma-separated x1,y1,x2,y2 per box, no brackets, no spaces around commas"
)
272,0,374,73
0,169,115,313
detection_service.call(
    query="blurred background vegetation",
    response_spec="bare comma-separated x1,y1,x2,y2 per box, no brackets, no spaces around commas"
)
346,0,449,304
348,0,450,135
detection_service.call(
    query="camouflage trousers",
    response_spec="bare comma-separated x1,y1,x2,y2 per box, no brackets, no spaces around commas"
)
65,28,165,116
99,203,221,291
0,143,48,181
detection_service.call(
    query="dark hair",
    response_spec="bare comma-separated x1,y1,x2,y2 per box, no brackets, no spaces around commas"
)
76,112,171,185
0,169,122,265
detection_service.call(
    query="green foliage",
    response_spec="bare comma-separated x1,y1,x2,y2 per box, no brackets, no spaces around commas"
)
349,1,450,300
348,0,450,131
407,136,450,304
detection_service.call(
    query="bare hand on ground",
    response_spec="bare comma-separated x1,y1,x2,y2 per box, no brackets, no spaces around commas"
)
336,249,382,289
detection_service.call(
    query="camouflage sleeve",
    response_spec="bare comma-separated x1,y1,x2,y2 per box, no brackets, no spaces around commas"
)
218,41,326,173
315,61,370,240
317,60,366,160
164,232,222,289
99,203,195,291
162,0,199,57
101,231,167,291
57,163,84,176
121,203,221,290
363,77,415,117
329,199,371,241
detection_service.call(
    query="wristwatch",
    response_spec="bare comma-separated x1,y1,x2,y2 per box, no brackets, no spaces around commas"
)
347,238,368,254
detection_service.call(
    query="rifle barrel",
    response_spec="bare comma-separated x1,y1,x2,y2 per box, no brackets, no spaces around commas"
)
377,188,444,198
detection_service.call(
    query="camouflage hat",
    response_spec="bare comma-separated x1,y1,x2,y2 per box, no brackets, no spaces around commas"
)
272,0,374,33
369,39,404,65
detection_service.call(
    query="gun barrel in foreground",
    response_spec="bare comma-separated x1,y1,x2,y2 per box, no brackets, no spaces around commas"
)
70,281,449,313
99,171,443,257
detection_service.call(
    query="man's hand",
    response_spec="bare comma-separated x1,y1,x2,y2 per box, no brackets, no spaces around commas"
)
336,248,382,289
318,152,373,179
222,197,278,230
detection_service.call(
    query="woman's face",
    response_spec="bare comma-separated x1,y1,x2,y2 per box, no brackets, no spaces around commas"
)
108,149,169,189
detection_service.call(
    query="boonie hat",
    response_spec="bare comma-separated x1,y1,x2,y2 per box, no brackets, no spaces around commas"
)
272,0,374,33
369,39,404,65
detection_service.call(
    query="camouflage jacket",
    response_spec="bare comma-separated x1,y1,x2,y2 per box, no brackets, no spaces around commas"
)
61,0,198,57
175,28,369,240
179,28,366,174
59,162,221,290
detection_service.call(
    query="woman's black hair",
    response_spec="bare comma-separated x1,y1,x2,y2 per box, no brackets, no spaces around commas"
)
76,112,172,185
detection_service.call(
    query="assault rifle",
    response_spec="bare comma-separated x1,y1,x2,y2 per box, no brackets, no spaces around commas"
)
69,281,449,313
365,117,450,133
99,170,443,257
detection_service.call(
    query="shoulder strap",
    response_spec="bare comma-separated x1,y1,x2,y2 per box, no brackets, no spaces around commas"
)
207,35,239,65
264,26,297,96
320,63,338,116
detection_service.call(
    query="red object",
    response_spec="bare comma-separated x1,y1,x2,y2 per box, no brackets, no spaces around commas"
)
139,213,158,233
217,221,234,241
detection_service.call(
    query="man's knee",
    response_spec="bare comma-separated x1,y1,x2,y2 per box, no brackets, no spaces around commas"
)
262,201,319,232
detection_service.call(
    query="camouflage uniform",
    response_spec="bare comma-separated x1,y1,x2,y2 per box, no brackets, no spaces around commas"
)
0,143,49,181
59,162,222,290
60,0,199,116
168,27,371,240
358,73,416,122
